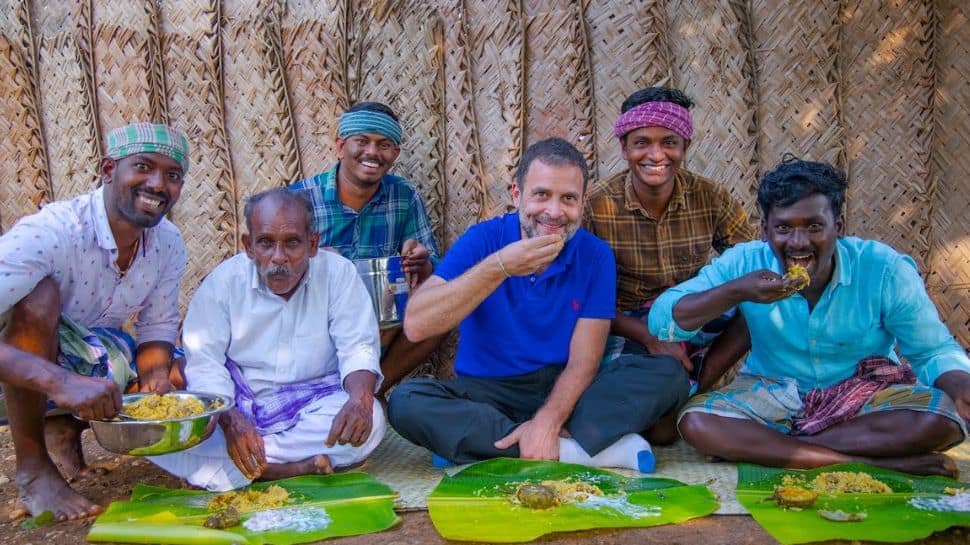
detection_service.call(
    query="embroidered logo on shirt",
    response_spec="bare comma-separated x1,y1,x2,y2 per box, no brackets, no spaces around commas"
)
572,299,580,312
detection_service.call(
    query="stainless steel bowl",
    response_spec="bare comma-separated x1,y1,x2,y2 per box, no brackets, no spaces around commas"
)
85,391,234,456
353,256,410,328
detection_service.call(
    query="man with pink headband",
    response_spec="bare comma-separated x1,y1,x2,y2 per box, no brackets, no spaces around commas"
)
583,87,755,441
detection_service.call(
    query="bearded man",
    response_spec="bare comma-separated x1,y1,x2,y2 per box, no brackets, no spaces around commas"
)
0,122,190,520
387,138,688,472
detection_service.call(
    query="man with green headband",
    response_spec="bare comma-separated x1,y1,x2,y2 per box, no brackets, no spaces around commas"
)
290,102,441,396
0,122,190,521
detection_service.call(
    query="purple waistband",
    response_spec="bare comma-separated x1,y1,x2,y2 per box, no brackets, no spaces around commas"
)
226,358,342,435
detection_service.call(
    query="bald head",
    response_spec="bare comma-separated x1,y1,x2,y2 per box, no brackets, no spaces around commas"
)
243,188,314,236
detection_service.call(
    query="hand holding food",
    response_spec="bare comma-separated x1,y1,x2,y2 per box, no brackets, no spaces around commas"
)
783,264,811,291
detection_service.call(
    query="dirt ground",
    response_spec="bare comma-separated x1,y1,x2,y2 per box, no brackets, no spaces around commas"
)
0,427,966,545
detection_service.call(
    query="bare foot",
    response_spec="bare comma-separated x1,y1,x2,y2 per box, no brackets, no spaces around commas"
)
259,454,334,481
311,454,334,475
13,466,103,521
43,416,103,481
868,453,958,479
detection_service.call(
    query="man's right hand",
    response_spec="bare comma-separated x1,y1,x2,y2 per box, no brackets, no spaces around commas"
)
49,374,122,421
496,234,564,276
730,269,797,303
219,408,267,480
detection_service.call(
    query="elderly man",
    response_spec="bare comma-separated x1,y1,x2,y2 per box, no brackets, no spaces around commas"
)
388,138,687,471
584,87,755,399
0,122,190,520
649,156,970,477
289,102,441,396
150,189,385,491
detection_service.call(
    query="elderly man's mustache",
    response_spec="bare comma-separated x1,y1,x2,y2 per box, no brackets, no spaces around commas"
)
264,264,291,277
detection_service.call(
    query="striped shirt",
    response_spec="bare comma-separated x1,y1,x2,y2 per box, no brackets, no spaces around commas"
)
583,168,755,310
289,164,439,262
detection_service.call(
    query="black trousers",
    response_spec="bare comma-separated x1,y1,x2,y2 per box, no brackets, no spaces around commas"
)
387,354,689,463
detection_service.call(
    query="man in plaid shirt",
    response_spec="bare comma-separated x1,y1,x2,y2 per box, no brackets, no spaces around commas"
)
290,102,441,396
584,87,756,442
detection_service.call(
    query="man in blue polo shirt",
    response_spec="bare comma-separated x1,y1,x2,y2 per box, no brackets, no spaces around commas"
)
649,156,970,477
388,138,689,470
289,102,441,396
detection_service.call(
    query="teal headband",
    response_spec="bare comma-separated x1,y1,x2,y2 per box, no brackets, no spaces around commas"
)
338,110,403,146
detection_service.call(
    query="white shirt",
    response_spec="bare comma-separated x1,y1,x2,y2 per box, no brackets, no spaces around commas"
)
0,187,185,344
181,251,382,400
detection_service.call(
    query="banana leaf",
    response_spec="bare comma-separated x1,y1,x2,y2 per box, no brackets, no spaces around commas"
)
428,457,718,542
87,472,399,545
736,462,970,544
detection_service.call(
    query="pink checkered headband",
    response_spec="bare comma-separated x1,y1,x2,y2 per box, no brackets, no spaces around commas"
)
612,101,693,141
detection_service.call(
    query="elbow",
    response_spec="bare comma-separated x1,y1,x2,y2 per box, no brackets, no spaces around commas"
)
402,314,429,343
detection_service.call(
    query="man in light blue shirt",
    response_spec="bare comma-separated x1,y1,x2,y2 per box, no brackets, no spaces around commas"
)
649,156,970,478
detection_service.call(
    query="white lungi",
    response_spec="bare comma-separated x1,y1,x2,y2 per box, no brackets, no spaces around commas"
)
149,391,386,491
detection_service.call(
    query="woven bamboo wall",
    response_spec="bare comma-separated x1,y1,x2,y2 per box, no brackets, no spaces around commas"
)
1,0,967,350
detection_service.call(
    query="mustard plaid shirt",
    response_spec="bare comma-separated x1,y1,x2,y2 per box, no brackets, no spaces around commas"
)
583,168,755,310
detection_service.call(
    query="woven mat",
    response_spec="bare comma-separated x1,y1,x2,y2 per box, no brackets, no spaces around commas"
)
359,428,970,515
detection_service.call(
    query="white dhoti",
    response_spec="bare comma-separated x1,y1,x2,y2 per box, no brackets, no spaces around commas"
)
149,391,386,491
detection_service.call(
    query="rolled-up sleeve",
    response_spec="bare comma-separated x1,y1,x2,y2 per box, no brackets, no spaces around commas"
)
648,249,740,342
0,215,62,314
181,273,235,399
328,257,383,391
883,254,970,385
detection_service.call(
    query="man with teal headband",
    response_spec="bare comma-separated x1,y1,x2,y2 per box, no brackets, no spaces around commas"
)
290,102,441,396
0,122,190,521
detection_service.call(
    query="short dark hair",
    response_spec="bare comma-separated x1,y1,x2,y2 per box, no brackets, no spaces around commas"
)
346,101,399,121
757,154,848,219
621,87,695,113
244,188,314,235
514,137,590,192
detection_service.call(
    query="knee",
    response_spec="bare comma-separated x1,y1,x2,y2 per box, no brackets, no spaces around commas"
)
386,380,426,429
677,412,712,445
644,415,679,446
904,411,964,449
10,277,60,332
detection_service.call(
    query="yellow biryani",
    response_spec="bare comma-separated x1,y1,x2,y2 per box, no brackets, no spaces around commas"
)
207,485,291,512
123,393,206,420
810,471,891,494
784,264,811,290
782,472,891,495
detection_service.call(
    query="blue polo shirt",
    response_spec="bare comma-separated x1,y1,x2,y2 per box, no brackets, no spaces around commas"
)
435,213,616,378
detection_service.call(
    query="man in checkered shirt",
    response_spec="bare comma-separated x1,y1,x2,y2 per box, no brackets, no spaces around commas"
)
289,102,441,397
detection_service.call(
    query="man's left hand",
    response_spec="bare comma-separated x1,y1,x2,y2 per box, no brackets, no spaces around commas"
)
327,394,374,447
494,417,560,460
401,239,432,288
137,368,174,394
